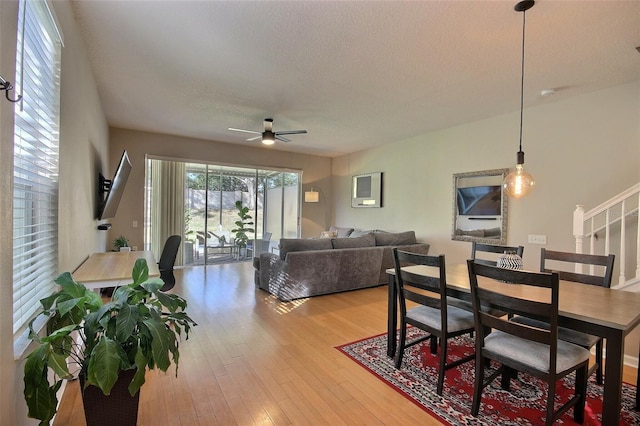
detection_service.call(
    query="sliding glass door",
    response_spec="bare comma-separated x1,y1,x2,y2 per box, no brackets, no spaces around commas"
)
145,158,300,266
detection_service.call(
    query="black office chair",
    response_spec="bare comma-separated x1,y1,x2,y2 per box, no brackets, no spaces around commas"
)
467,261,590,425
471,241,524,266
393,249,475,396
511,248,615,385
158,235,181,292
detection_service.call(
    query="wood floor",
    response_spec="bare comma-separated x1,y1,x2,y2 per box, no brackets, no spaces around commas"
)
53,262,638,425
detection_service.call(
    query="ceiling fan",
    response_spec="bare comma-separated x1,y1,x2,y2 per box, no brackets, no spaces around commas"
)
229,118,307,145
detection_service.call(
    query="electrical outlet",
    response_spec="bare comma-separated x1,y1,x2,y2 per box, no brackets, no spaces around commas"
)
133,220,138,228
528,234,547,245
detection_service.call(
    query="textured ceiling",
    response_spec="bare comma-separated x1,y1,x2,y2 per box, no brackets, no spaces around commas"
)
71,1,640,157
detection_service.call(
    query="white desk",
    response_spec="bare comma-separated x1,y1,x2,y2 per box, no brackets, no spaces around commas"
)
73,251,159,290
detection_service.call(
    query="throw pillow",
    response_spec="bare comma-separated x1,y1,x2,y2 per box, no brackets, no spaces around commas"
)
320,230,338,239
349,229,379,238
329,226,355,238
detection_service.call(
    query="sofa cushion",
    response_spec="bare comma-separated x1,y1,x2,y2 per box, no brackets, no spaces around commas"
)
374,231,416,246
279,238,333,260
331,233,375,249
329,226,354,238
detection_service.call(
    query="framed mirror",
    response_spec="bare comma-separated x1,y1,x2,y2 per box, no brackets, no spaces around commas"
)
452,168,509,244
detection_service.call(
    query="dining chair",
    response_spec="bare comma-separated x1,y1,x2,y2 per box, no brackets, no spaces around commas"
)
158,235,181,291
470,242,524,266
511,248,615,385
466,260,590,425
392,249,475,396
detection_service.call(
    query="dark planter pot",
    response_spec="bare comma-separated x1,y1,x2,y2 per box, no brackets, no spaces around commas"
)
80,369,140,426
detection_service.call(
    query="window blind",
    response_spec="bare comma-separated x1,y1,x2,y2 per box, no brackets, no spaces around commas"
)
13,0,62,337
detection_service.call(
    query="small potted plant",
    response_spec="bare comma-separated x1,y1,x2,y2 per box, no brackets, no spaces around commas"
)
23,259,197,425
231,200,254,256
113,235,130,252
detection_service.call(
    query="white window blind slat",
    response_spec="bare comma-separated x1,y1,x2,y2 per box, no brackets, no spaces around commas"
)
13,0,62,339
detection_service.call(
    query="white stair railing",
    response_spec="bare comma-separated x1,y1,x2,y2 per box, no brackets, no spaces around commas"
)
574,183,640,289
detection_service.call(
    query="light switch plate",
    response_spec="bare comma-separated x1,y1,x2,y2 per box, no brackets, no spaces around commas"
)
528,234,547,244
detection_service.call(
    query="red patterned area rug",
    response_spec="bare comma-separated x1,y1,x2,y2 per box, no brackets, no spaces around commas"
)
337,330,639,425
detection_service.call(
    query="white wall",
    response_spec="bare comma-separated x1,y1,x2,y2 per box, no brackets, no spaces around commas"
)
0,0,110,424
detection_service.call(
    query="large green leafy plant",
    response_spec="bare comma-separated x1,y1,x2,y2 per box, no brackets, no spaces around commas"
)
231,200,255,248
23,259,197,425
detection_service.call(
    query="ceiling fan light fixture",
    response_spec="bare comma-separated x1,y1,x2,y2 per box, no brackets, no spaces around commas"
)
262,131,275,145
229,118,307,145
504,0,536,199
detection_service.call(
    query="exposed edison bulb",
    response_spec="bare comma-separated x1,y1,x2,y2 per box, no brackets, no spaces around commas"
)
503,163,535,199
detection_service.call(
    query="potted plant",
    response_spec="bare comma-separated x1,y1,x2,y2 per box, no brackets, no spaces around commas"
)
23,258,197,425
113,235,130,251
231,200,254,255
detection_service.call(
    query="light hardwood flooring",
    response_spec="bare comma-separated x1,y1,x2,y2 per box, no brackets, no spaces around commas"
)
53,262,638,425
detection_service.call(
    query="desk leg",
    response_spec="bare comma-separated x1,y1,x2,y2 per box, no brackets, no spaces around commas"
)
602,332,624,424
387,274,397,358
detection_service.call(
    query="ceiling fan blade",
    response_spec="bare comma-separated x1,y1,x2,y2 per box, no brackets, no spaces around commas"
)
229,127,261,135
275,130,307,136
275,135,291,143
264,118,273,132
246,135,262,141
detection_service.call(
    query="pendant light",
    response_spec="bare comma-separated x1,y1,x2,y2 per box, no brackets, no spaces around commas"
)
503,0,536,199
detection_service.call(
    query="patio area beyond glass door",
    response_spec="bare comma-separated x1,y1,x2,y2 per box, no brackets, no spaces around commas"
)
182,164,300,266
185,164,253,265
146,159,301,266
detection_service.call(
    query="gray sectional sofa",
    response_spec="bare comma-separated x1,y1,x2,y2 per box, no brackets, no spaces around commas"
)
254,228,430,301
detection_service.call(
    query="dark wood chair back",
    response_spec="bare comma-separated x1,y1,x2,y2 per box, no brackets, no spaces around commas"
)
540,248,614,288
393,250,449,329
466,260,589,424
471,242,524,266
393,249,476,396
467,260,560,367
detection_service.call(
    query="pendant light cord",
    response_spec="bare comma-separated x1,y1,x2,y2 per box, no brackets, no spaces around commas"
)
518,8,527,153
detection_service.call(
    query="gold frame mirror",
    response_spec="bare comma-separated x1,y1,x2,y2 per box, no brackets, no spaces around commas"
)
451,168,509,244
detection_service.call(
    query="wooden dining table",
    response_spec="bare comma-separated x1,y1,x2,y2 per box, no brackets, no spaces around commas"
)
72,251,160,290
386,262,640,425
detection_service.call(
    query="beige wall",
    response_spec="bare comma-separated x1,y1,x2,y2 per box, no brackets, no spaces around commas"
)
0,0,110,424
332,81,640,358
107,128,332,254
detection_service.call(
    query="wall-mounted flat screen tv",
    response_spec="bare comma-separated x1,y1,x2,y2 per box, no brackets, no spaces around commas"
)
97,150,132,220
456,185,501,216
